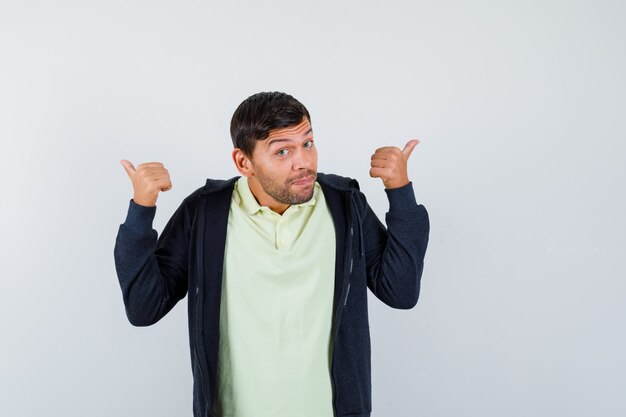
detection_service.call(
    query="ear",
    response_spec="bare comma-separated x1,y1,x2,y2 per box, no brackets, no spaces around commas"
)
232,148,253,177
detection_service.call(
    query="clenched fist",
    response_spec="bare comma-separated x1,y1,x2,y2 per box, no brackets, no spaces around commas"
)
120,160,172,207
369,139,420,189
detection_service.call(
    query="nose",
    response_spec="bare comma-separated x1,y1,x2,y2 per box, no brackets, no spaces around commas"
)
292,147,314,170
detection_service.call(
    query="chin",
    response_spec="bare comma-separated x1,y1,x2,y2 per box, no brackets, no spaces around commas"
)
301,189,316,203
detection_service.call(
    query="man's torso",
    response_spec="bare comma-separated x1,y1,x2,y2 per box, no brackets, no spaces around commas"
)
215,177,336,417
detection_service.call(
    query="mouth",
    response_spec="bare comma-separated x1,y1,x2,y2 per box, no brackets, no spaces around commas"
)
291,175,316,186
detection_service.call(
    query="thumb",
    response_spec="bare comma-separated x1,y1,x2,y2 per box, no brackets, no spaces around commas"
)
119,159,136,180
402,139,420,160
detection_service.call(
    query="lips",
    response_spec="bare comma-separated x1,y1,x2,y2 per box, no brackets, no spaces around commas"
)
291,175,315,186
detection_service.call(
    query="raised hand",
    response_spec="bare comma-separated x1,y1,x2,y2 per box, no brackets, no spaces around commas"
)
369,139,419,189
120,160,172,207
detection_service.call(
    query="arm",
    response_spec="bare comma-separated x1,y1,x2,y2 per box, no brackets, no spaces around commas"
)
365,139,429,309
362,182,430,309
113,198,190,326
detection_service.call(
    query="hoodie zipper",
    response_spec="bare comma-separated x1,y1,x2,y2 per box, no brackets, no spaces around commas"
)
344,258,353,305
331,278,351,416
194,289,208,412
330,195,358,416
194,198,210,413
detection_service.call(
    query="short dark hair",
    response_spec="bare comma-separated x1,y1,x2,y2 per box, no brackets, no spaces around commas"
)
230,91,311,157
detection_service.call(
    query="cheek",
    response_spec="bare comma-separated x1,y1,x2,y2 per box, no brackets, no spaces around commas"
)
265,163,291,182
311,149,319,166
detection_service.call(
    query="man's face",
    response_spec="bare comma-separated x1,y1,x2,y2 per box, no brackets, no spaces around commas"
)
246,117,318,212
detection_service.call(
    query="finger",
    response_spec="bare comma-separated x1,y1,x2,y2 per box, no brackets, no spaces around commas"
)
371,151,400,162
134,163,164,174
369,167,391,179
152,177,172,192
147,172,170,184
371,151,389,159
120,159,136,179
143,168,169,177
370,159,389,168
161,181,173,192
401,139,420,159
374,146,401,155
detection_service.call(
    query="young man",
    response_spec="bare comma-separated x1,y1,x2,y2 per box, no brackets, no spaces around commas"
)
114,91,430,417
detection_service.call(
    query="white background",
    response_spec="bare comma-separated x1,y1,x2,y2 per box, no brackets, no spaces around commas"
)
1,0,625,416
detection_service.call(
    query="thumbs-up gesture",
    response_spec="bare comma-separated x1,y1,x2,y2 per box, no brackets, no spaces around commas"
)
369,139,419,189
120,160,172,207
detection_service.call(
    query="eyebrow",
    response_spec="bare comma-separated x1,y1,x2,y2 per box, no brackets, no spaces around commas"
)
266,128,313,147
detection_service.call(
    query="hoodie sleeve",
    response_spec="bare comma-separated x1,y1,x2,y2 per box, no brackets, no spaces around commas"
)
362,182,430,309
113,198,191,326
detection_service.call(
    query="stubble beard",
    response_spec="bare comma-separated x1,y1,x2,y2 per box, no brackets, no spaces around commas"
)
255,169,317,205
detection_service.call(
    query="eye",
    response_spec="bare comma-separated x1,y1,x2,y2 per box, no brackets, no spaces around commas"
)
304,140,314,148
276,148,289,157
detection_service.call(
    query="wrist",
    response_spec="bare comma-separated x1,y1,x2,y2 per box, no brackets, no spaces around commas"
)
384,177,410,190
384,182,418,211
133,194,156,207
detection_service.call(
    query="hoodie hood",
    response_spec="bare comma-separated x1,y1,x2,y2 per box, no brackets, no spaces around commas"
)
199,172,365,258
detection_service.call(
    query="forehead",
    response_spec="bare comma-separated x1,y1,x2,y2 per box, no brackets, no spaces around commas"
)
265,118,312,141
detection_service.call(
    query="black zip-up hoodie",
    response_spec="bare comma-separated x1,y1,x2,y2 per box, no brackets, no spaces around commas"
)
114,172,429,417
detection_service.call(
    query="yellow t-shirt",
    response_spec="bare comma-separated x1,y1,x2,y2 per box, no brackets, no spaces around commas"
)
215,176,336,417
